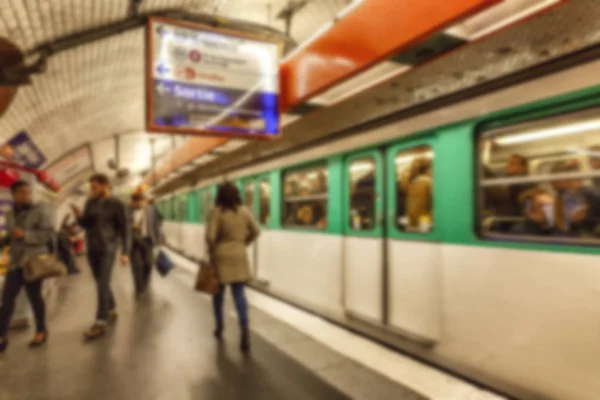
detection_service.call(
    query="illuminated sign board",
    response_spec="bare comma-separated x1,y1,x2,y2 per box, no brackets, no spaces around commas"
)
146,17,281,139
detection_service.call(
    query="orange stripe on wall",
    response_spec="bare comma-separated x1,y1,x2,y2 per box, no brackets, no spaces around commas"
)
280,0,500,111
146,136,228,185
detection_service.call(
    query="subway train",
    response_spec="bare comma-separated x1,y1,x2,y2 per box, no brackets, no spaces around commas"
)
156,57,600,400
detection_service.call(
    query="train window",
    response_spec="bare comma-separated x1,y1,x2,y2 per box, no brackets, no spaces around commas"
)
348,158,376,231
394,146,434,233
259,178,271,225
478,107,600,244
283,164,328,229
244,182,254,212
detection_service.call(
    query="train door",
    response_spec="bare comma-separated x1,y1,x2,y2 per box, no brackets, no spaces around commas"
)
343,138,441,343
243,179,258,277
343,150,385,323
385,138,441,343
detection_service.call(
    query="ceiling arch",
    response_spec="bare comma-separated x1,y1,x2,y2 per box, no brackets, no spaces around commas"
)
0,0,349,189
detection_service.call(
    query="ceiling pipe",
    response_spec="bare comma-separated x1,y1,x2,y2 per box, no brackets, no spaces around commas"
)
29,9,296,58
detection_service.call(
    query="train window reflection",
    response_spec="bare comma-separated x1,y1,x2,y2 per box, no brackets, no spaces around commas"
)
259,179,271,225
283,164,328,229
479,107,600,243
395,146,434,233
348,158,376,231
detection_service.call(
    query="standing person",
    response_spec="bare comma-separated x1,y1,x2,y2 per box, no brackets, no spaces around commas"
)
72,174,130,341
148,198,164,223
405,157,433,231
57,215,79,275
0,180,55,353
206,182,260,352
129,193,162,298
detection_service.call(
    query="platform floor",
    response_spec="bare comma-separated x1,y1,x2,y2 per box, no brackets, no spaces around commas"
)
0,263,358,400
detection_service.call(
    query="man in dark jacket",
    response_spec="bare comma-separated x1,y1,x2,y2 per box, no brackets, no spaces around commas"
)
73,173,130,340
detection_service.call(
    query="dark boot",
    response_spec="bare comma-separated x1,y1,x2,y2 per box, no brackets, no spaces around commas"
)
240,328,250,353
0,338,8,354
214,323,223,340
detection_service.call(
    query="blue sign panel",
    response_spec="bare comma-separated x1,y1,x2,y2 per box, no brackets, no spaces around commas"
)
6,131,46,169
147,18,281,138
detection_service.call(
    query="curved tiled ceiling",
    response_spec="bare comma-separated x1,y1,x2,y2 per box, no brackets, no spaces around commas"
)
0,0,350,188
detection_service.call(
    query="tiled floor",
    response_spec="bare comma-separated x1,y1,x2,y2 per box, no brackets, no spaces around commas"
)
0,263,355,400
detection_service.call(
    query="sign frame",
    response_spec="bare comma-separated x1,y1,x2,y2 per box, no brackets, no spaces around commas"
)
145,16,283,140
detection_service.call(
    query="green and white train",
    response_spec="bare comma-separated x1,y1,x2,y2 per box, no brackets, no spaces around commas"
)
157,58,600,400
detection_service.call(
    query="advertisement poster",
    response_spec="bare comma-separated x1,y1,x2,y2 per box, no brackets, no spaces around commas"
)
5,131,46,169
146,17,281,138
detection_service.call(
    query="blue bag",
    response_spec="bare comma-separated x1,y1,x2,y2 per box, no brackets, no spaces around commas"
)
156,250,175,277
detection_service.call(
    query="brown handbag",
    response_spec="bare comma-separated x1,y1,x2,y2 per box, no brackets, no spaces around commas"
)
195,259,220,295
23,253,68,282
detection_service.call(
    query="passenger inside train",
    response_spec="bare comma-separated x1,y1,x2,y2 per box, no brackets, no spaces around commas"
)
480,108,600,240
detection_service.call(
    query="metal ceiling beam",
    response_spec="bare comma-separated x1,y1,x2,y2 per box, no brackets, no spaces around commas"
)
276,0,309,35
30,8,296,58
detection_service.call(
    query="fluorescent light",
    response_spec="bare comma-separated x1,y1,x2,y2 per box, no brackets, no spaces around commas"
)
350,162,374,173
178,164,196,173
495,120,600,146
395,151,433,165
308,62,410,106
282,0,366,62
568,147,600,158
283,21,334,62
336,0,365,20
445,0,561,40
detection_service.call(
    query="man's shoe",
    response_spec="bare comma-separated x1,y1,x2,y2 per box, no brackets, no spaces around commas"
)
84,324,106,341
0,338,8,353
28,331,48,349
108,310,118,324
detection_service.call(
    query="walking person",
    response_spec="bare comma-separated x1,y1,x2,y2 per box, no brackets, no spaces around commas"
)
0,180,55,353
72,174,130,341
129,193,162,298
206,182,260,352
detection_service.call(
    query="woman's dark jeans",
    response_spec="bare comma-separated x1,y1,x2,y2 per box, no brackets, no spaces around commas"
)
213,282,249,331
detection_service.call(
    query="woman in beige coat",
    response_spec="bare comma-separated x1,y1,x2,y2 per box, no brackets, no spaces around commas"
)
206,182,260,352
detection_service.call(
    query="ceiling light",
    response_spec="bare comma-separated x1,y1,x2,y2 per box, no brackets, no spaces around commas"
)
308,62,410,106
568,147,600,158
395,151,433,165
446,0,562,40
336,0,365,20
350,162,374,173
495,120,600,146
283,21,334,62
